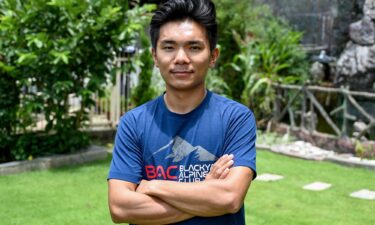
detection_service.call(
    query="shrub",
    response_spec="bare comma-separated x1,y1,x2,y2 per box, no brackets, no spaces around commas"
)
239,19,309,123
0,0,152,162
214,0,309,125
131,31,158,106
0,62,19,161
215,0,271,100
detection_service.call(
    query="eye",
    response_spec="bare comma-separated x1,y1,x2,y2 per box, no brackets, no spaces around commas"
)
162,45,174,51
190,45,202,51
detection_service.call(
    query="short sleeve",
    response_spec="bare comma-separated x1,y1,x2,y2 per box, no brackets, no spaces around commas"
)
107,113,143,184
223,109,257,179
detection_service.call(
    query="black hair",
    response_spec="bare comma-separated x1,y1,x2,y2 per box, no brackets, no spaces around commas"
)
150,0,217,52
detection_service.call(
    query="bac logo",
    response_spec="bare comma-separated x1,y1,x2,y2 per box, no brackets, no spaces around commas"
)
145,165,178,180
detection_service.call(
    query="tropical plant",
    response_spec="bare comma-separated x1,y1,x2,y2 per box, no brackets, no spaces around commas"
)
240,19,308,122
214,0,271,101
213,0,309,125
206,68,231,97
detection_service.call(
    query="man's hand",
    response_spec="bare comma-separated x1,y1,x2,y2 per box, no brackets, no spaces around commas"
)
205,154,234,180
137,179,151,195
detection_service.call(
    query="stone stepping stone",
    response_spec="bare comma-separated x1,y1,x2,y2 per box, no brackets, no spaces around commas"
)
303,182,332,191
350,189,375,200
256,173,284,182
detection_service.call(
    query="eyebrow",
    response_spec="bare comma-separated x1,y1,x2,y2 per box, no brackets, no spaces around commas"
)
159,40,205,45
187,41,204,45
160,40,176,45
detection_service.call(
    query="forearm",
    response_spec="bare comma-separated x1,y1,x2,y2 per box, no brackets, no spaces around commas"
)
143,167,253,217
145,179,238,217
109,181,193,224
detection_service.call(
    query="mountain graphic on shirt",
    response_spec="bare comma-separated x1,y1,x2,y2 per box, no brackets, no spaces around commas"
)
151,136,217,162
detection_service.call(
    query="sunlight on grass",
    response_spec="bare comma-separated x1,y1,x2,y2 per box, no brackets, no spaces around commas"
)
0,151,374,225
247,150,375,225
0,156,115,225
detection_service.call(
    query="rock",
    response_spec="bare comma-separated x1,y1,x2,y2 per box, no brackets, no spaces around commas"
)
337,42,375,76
352,132,368,141
354,121,368,133
335,42,375,90
349,16,375,45
310,62,325,83
336,138,355,153
335,0,375,90
364,0,375,19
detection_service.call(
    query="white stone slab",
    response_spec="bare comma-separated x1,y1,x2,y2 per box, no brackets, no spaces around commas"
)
303,182,332,191
256,173,284,182
350,189,375,200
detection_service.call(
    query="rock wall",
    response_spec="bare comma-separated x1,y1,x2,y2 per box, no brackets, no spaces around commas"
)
332,0,365,55
336,0,375,91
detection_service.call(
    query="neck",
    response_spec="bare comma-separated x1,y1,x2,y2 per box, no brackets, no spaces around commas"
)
164,87,207,114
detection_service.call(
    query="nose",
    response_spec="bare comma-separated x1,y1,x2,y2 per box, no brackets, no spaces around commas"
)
174,48,190,64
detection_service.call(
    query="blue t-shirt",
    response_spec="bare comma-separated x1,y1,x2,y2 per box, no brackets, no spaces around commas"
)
108,90,257,225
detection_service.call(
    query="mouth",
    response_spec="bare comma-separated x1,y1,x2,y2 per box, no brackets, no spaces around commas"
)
170,70,194,77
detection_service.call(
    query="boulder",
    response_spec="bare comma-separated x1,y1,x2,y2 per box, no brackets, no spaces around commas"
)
310,61,325,83
349,16,375,45
336,42,375,90
364,0,375,19
354,121,368,133
336,42,375,75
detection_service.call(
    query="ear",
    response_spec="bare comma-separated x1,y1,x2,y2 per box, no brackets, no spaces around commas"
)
209,48,220,68
152,48,159,68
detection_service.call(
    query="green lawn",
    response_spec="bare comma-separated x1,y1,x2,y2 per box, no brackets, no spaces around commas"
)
246,150,375,225
0,156,114,225
0,150,374,225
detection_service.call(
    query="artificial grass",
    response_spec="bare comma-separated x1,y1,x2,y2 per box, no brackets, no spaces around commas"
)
0,150,374,225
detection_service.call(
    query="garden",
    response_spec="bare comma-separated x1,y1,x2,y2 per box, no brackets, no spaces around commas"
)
1,0,374,224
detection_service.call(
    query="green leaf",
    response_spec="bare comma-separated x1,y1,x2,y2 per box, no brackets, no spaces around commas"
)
50,50,70,64
230,63,242,72
16,52,37,65
250,77,269,95
144,4,157,12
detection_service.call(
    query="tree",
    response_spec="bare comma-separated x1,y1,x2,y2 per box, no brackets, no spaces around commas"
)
0,0,153,161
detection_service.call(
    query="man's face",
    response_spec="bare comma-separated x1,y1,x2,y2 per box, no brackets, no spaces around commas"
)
152,19,219,92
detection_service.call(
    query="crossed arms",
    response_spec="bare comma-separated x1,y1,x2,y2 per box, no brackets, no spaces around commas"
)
108,154,254,225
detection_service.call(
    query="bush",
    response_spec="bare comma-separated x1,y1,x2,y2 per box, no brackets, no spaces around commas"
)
0,0,153,162
214,0,309,125
215,0,271,100
131,32,157,106
239,19,309,123
0,62,19,161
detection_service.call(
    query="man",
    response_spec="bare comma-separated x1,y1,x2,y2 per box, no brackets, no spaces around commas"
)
107,0,257,224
